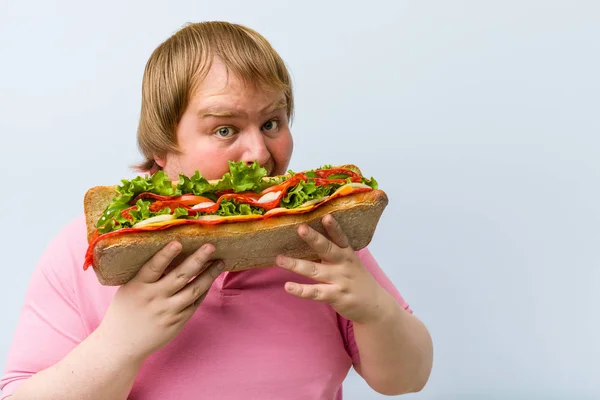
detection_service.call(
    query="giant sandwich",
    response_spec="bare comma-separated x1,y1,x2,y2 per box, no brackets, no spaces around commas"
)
83,162,388,285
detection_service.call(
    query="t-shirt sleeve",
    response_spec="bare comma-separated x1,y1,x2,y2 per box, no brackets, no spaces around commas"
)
339,247,413,366
0,221,88,399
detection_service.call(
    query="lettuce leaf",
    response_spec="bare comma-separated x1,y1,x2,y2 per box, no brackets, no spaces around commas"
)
258,175,288,192
181,161,270,194
198,199,265,217
229,160,268,192
209,160,268,193
362,176,379,190
280,180,339,209
113,170,180,205
177,171,212,196
173,207,190,218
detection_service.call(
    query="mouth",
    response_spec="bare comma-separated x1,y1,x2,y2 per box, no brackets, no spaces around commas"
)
263,160,276,177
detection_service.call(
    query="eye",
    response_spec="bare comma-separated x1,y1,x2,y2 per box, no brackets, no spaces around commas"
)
215,126,236,138
262,119,279,132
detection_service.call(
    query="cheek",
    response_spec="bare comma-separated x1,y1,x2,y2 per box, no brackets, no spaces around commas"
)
270,132,294,173
179,146,235,180
173,117,236,180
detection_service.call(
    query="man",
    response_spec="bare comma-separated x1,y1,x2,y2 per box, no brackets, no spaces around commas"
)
1,21,432,399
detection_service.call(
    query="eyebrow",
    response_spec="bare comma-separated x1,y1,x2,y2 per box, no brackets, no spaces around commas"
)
260,98,288,114
198,109,241,118
198,99,287,119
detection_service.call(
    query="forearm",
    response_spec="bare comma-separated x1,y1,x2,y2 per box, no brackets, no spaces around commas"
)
10,327,144,400
353,292,433,395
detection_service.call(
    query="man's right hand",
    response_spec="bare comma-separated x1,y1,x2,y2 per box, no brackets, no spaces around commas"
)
97,241,224,362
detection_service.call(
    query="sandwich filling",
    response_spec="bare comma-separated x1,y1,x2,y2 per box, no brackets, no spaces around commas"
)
84,162,378,270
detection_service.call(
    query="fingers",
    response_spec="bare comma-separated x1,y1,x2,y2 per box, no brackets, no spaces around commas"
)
276,255,330,283
134,241,183,284
297,221,345,263
163,244,217,295
322,214,350,249
284,282,334,303
172,260,225,312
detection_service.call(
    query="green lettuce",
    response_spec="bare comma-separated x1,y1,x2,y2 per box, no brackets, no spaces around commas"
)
280,180,339,209
178,161,271,194
191,199,265,217
177,171,212,197
111,170,180,204
362,176,378,189
207,161,267,193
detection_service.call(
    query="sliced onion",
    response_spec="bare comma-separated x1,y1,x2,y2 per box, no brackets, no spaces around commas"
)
191,201,216,210
133,214,176,228
265,207,288,216
256,191,281,204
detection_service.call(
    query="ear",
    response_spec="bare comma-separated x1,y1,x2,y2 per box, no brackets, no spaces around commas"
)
154,153,166,168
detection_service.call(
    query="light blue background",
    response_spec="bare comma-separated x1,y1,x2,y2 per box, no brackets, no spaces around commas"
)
1,1,598,399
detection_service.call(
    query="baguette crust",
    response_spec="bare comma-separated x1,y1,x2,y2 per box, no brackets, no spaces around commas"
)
84,166,387,286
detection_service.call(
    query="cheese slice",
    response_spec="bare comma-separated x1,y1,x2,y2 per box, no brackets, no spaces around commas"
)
133,214,176,228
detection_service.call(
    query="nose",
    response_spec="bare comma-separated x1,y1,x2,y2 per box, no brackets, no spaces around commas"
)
240,130,271,168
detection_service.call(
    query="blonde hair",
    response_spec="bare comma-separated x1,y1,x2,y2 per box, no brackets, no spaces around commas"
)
133,21,294,172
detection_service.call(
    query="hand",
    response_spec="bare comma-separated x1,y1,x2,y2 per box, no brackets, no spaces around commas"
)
97,242,225,362
275,214,393,324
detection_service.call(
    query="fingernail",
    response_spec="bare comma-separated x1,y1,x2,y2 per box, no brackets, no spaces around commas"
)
170,242,182,252
285,282,296,292
276,256,288,267
215,260,225,271
298,225,308,236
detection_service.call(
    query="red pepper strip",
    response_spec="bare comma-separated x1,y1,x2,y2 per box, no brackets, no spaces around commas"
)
311,178,349,186
315,168,361,182
259,174,304,195
148,201,198,215
130,193,215,206
120,206,137,222
213,189,234,197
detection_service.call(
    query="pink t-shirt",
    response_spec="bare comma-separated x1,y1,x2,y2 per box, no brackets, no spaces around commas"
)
1,215,411,399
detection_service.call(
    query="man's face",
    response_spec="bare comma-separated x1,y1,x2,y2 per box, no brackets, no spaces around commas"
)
155,58,294,181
